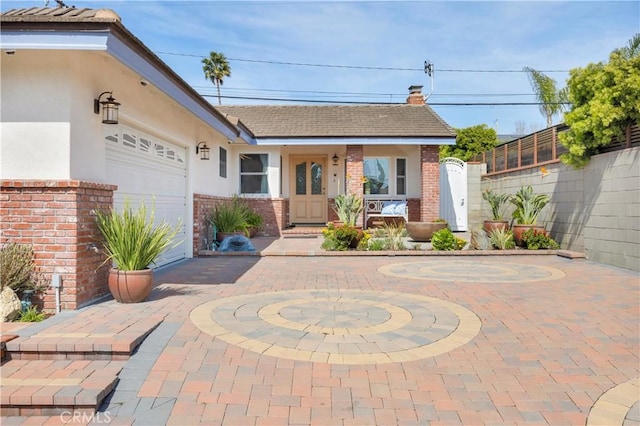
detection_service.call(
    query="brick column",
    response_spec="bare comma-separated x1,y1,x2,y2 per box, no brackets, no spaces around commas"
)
420,146,440,221
345,145,364,226
1,180,116,312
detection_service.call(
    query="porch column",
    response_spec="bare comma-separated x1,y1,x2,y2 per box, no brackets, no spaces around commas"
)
420,145,440,221
346,145,364,226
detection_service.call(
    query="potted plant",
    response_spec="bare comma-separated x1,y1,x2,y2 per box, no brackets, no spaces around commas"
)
245,210,263,238
207,199,249,242
95,199,182,303
482,189,511,233
510,185,550,246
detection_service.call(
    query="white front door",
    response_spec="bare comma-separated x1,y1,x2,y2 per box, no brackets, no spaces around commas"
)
439,157,468,231
289,156,327,224
105,125,187,267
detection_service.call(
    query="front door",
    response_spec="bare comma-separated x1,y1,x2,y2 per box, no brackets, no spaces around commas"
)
290,156,327,224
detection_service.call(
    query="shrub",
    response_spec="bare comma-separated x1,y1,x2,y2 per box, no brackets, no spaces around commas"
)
0,243,46,293
488,228,516,250
431,228,467,251
207,198,249,235
321,223,358,251
521,228,559,250
381,222,406,251
18,306,46,322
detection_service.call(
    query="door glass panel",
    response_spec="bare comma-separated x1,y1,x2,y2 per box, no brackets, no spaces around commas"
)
296,162,307,195
311,162,323,195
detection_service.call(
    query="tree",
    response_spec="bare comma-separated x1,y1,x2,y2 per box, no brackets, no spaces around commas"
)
439,124,499,161
202,51,231,105
559,34,640,168
523,67,568,128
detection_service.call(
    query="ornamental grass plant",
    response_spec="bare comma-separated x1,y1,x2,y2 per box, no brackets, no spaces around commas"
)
95,199,182,271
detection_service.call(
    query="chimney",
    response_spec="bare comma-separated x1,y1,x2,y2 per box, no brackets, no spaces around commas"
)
406,85,425,105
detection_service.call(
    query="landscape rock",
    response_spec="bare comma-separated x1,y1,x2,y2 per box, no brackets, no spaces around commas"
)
1,287,22,322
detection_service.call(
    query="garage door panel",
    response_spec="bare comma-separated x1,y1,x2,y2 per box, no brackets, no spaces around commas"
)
105,126,187,268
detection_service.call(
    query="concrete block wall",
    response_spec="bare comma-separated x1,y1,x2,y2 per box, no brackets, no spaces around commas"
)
479,147,640,271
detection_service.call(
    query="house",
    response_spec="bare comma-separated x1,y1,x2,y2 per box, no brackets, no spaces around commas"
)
0,7,456,312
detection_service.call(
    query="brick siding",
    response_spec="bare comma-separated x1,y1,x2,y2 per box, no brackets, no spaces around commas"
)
1,180,116,312
420,146,440,221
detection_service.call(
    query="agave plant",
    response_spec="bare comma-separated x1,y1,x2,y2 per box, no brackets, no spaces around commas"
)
488,227,515,250
482,189,511,220
333,193,364,226
510,185,550,225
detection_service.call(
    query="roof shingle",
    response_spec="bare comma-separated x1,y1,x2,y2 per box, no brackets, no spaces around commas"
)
1,7,121,22
216,104,456,139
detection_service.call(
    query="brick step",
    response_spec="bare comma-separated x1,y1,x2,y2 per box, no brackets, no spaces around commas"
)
5,317,163,361
0,359,123,416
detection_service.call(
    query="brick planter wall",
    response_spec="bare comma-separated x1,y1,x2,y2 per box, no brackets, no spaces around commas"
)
420,145,440,221
1,180,116,312
193,194,289,254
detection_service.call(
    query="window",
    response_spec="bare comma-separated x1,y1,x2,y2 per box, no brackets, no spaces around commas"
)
240,153,269,194
363,158,389,195
219,147,227,178
396,158,406,195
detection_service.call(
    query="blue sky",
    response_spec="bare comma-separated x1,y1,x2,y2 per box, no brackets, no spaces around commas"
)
5,0,639,134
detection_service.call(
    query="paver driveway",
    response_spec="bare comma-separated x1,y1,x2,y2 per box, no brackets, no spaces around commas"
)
3,254,639,425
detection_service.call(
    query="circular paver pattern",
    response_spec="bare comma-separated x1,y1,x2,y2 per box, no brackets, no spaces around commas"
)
190,289,481,364
587,377,640,426
378,260,565,283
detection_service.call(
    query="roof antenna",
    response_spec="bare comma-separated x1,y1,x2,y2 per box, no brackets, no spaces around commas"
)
423,60,434,101
55,0,69,8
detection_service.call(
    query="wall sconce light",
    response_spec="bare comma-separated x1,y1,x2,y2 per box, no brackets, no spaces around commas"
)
196,141,210,160
332,154,339,166
94,91,120,124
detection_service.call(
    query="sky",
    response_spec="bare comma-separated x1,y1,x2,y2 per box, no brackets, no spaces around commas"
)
4,0,639,134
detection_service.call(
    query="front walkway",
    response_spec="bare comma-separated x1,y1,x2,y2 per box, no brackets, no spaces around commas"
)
1,252,639,425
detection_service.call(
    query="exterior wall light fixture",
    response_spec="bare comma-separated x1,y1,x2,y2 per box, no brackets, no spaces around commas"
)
332,154,339,166
94,91,120,124
196,141,210,160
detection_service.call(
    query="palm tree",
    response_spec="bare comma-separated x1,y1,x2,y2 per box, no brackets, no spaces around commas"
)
202,51,231,105
616,33,640,59
523,67,568,128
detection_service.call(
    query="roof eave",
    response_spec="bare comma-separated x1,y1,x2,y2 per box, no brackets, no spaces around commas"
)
1,17,244,142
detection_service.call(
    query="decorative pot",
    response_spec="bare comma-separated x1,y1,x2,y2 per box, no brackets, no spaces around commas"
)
483,220,509,234
405,221,448,242
512,224,545,247
108,268,153,303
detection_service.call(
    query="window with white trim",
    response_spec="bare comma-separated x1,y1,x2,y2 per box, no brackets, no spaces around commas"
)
240,154,269,194
363,158,389,195
363,157,407,196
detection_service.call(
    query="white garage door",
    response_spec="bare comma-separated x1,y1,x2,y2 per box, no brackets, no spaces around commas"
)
105,125,187,268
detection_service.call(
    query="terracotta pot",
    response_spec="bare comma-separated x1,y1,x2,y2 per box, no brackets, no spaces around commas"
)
483,220,509,234
405,221,448,242
108,268,153,303
512,224,545,247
